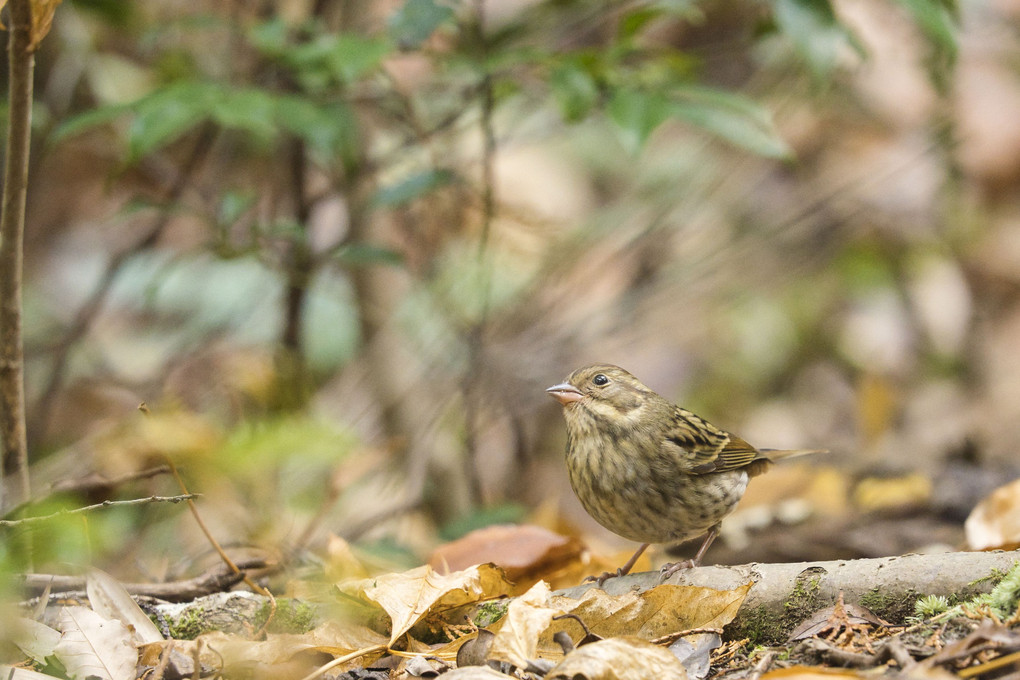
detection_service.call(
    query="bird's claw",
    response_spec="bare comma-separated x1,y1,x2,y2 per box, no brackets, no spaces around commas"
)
658,559,697,581
584,568,625,587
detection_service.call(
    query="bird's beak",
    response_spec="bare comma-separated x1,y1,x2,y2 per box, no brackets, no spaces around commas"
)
546,382,584,406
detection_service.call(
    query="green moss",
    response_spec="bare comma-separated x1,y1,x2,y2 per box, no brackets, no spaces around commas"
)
729,567,828,645
858,587,920,623
726,605,785,646
163,606,208,640
473,600,509,628
783,569,823,622
257,598,319,634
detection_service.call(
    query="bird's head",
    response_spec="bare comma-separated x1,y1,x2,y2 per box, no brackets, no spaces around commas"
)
546,364,661,420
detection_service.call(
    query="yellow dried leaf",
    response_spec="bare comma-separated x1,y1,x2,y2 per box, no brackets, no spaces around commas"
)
29,0,61,49
547,636,687,680
349,563,513,645
550,582,752,642
853,473,931,512
487,580,564,668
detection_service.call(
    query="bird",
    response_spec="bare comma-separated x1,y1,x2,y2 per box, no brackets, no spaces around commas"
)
546,364,824,585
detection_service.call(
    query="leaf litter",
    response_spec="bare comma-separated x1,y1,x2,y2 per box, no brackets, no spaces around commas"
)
7,534,1020,679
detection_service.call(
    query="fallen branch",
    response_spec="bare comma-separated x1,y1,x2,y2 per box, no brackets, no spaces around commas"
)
19,557,271,602
556,550,1020,642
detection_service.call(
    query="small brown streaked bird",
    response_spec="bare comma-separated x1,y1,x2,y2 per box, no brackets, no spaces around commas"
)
547,364,825,585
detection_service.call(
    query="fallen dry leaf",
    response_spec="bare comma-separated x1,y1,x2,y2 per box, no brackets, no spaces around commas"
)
853,473,931,512
550,582,752,641
86,568,163,645
487,580,565,668
347,563,513,645
965,477,1020,550
546,636,687,679
54,606,136,680
165,621,388,678
5,617,60,665
429,524,583,589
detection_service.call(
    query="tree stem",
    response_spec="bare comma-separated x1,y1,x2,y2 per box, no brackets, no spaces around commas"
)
0,0,36,510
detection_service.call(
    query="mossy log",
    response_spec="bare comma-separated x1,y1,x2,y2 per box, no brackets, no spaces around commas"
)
555,550,1020,644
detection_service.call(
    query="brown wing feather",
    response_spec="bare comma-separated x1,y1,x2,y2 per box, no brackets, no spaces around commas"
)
662,406,772,475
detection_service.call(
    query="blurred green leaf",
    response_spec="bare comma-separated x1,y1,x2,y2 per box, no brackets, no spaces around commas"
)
218,190,256,226
210,88,278,144
326,35,393,82
772,0,855,79
274,95,359,160
895,0,957,78
248,18,290,57
550,61,600,123
389,0,455,48
608,87,671,152
670,86,792,158
52,103,131,142
127,83,211,161
371,169,456,208
618,6,664,40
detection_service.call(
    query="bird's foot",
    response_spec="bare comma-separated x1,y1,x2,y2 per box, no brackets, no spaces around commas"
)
583,568,625,587
658,559,697,581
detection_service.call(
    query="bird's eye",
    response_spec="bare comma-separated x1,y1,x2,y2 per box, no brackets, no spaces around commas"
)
592,374,609,386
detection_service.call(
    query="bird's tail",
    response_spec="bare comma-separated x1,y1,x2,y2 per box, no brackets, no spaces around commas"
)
760,448,828,461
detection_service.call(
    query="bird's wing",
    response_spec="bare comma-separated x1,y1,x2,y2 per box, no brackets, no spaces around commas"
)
663,407,764,474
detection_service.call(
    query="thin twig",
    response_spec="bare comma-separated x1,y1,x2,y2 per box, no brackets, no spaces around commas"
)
3,465,173,520
163,455,278,628
0,494,198,526
746,650,777,680
650,627,724,646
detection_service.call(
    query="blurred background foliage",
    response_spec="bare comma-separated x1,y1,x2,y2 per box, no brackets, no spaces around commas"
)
3,0,1019,578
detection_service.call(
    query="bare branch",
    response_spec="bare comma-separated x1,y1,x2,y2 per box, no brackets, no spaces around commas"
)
0,494,199,526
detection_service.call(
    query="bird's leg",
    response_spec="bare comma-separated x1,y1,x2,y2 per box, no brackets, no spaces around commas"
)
659,525,720,580
584,542,650,587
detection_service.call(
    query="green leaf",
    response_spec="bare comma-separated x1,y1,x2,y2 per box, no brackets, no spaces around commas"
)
52,103,131,142
550,61,600,123
607,88,671,152
618,7,664,40
772,0,854,79
895,0,957,75
325,35,392,82
248,18,289,57
210,88,278,144
273,95,359,160
670,86,792,158
218,190,255,226
372,169,457,208
389,0,454,48
126,82,211,161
